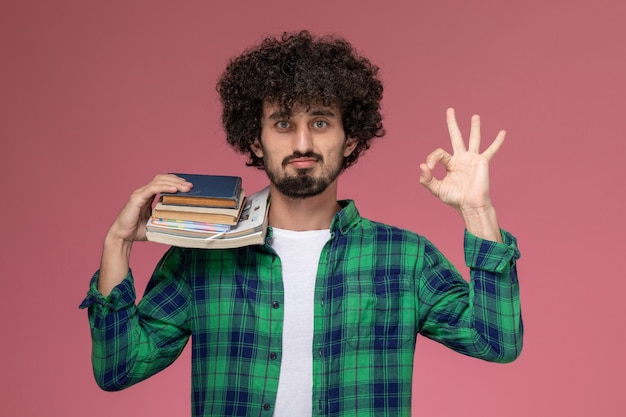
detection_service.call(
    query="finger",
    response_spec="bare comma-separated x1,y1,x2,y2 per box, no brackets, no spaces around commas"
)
446,108,466,154
128,186,160,210
149,174,193,193
468,114,481,153
169,173,195,185
482,129,506,160
130,175,192,208
154,174,193,188
425,148,452,170
419,162,439,193
419,162,433,184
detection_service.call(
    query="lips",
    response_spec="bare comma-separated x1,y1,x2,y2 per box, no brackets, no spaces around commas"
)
283,153,322,168
288,157,319,168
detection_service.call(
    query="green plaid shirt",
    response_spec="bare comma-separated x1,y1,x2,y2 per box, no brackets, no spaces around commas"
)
81,200,522,417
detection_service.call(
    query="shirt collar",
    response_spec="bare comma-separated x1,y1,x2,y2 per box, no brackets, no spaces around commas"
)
330,200,361,235
265,200,361,243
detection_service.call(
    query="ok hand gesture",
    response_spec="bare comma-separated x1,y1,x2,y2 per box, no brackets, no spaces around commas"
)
419,108,506,241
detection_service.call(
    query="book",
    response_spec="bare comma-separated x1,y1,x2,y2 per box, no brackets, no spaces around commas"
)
154,189,245,214
160,174,243,208
149,219,231,232
152,190,246,226
146,186,270,249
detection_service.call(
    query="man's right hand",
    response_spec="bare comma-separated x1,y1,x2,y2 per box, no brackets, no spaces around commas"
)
108,174,193,243
97,174,193,296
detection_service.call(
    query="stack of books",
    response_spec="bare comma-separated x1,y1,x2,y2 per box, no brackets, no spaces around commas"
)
145,173,270,249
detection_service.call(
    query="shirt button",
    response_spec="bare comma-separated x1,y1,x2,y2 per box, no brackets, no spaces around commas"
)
321,297,325,306
263,403,271,411
272,301,280,309
270,352,277,360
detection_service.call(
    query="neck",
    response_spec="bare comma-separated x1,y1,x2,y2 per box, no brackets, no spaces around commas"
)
268,182,340,231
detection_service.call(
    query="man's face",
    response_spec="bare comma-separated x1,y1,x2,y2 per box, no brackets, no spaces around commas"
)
251,101,357,199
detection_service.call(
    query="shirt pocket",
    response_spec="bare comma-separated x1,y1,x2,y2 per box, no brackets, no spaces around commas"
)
343,274,416,350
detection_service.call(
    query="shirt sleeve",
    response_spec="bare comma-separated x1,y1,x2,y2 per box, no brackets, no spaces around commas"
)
79,247,192,391
416,229,522,363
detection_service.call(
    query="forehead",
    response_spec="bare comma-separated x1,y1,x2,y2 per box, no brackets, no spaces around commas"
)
262,100,341,119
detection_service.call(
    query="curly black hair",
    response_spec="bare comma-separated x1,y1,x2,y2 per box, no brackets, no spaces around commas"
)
217,30,385,170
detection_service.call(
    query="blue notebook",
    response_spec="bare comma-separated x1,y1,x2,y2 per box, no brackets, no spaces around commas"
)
160,174,243,208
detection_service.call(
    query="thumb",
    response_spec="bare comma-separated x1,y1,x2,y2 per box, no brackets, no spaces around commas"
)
419,162,437,190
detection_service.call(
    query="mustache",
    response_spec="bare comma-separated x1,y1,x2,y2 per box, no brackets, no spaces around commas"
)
282,152,323,167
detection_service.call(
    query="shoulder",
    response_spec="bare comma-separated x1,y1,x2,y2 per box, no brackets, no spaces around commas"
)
348,215,428,257
340,201,422,241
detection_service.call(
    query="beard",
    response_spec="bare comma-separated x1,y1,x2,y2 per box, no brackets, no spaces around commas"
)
264,152,342,199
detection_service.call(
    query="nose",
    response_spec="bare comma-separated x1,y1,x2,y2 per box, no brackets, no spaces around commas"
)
292,124,314,154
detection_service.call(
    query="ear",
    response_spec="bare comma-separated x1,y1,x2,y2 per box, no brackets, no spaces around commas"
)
343,137,358,157
250,138,264,158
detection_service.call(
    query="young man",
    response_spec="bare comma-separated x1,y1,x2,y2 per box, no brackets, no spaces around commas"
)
81,31,522,417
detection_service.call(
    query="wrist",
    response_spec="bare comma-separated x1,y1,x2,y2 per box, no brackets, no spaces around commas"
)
458,203,494,218
104,229,134,255
98,231,133,296
459,205,502,242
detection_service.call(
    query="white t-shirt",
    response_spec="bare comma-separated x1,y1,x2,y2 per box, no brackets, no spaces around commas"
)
270,227,330,417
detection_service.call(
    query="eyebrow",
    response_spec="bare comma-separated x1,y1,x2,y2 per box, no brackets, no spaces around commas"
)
267,107,337,120
267,110,290,120
309,109,337,117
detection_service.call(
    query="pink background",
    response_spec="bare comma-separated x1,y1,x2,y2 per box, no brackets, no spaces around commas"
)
1,1,624,416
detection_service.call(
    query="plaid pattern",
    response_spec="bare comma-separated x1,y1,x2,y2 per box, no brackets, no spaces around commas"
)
81,200,522,417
